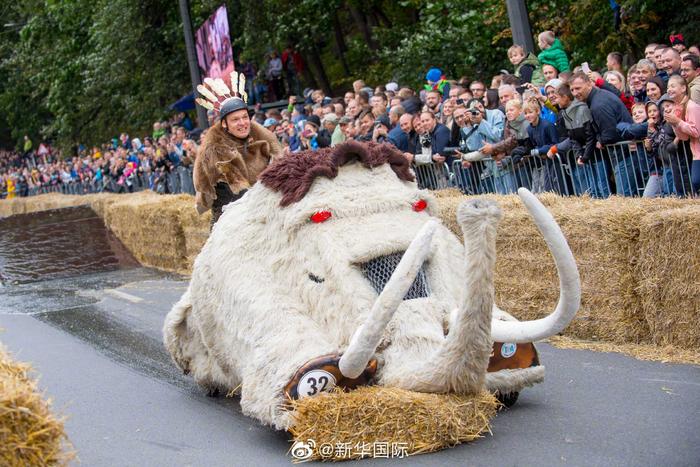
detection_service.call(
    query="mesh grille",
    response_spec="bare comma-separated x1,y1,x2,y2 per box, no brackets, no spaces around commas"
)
360,251,430,300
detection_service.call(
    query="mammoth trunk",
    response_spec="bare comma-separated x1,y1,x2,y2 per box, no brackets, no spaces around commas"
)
412,200,501,394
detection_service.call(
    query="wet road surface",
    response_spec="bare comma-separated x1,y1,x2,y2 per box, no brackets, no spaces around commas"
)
0,206,138,285
0,207,699,465
1,267,699,466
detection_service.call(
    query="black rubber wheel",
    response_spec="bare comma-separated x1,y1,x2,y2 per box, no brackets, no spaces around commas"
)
496,391,519,408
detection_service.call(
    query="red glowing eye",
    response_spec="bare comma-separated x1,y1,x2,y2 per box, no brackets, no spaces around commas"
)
412,199,428,212
310,210,332,223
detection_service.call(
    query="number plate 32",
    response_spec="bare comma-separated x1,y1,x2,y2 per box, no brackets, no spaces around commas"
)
297,369,337,398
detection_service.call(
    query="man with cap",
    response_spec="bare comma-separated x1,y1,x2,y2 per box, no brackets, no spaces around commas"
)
193,97,283,225
333,116,352,146
372,115,392,143
263,117,279,133
322,113,339,140
310,114,332,148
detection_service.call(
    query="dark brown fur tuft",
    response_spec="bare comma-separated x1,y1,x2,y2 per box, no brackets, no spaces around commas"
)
260,142,415,206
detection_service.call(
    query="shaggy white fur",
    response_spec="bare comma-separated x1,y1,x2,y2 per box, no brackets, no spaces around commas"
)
485,366,545,393
162,161,580,429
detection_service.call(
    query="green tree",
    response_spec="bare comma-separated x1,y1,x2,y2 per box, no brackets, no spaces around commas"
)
0,0,696,151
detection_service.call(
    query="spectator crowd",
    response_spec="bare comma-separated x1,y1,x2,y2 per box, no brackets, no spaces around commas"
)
1,113,200,199
3,31,700,199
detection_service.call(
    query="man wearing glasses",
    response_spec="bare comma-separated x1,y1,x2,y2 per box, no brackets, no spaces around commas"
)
469,81,487,100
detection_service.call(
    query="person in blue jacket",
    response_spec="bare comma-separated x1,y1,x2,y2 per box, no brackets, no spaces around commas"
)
522,98,561,193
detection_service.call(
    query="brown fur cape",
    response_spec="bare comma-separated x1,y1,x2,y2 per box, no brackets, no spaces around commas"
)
193,120,283,214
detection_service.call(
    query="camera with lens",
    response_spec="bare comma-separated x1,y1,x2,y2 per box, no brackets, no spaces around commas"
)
441,140,469,158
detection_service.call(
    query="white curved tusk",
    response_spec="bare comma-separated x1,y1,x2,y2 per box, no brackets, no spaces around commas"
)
339,220,438,379
491,188,581,343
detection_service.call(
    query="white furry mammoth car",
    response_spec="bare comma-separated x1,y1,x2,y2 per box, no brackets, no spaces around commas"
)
163,141,580,430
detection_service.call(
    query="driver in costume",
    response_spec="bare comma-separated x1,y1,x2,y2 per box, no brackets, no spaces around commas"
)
193,96,283,225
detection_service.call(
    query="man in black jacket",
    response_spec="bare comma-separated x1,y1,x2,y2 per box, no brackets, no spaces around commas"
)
411,111,451,190
570,72,637,197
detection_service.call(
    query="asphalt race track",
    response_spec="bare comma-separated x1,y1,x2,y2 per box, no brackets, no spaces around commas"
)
1,268,699,466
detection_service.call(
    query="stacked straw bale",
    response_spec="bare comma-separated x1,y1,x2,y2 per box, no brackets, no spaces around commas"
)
0,193,120,218
430,187,464,199
638,205,700,348
436,194,697,345
178,203,212,269
289,387,497,461
84,193,123,218
0,343,73,465
101,192,197,273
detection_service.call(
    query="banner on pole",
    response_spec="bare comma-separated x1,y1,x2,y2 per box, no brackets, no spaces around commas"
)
195,5,234,86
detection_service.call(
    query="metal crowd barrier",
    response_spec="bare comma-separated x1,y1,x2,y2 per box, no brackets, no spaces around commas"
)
1,167,196,199
411,140,696,198
412,162,452,190
3,147,695,200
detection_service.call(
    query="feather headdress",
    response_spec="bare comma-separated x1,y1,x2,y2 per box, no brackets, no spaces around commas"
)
196,71,248,113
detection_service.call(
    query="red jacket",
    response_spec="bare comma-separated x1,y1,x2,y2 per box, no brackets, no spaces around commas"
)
281,50,304,74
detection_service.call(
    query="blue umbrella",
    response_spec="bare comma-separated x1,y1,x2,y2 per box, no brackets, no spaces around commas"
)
169,93,196,112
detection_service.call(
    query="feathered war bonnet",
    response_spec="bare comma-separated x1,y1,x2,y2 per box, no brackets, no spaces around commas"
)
195,72,249,121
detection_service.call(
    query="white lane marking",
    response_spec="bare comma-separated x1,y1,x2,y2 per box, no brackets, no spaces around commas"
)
640,378,700,386
105,288,143,303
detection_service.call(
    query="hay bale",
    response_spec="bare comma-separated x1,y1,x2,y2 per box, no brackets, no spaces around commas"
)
0,193,122,218
101,192,211,273
0,343,73,465
289,387,497,461
435,192,566,238
638,206,700,349
547,336,700,365
83,193,122,218
436,194,699,344
97,192,209,274
0,193,83,217
101,192,193,273
177,199,211,272
430,187,465,199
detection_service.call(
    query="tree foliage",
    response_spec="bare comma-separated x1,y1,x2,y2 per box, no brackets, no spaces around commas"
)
0,0,695,150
